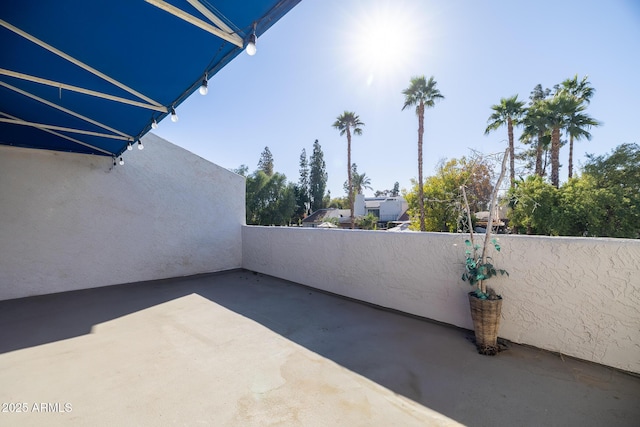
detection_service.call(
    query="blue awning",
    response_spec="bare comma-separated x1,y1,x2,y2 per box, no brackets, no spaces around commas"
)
0,0,300,157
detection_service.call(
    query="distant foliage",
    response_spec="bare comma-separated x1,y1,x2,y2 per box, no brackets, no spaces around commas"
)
245,171,295,226
507,176,560,235
309,139,328,212
343,163,372,195
510,76,599,187
374,182,401,197
404,156,493,232
257,146,274,176
357,213,378,230
232,164,249,177
328,197,348,209
508,143,639,238
293,148,310,223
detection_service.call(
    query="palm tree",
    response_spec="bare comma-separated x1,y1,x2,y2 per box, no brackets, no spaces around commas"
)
559,74,595,103
520,100,551,177
402,76,444,232
559,75,599,178
565,112,599,177
485,95,526,188
333,111,364,229
343,164,373,195
353,170,373,194
545,93,583,188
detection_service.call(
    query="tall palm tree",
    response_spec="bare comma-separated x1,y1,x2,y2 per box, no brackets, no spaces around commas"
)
559,74,595,104
333,111,364,229
402,76,444,232
559,75,599,178
520,100,551,177
485,95,526,188
545,93,583,188
565,112,599,178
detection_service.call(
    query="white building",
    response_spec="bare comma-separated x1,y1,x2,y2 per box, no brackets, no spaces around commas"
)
354,194,408,223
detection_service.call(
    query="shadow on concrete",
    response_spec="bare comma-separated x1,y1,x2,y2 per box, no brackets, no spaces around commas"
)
1,270,639,426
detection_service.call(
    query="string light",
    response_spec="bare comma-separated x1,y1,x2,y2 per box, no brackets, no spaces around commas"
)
170,107,178,122
138,140,144,150
151,119,158,129
119,157,124,166
127,142,133,151
199,77,208,95
246,22,257,56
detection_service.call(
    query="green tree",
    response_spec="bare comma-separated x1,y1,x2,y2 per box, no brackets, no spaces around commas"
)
392,181,400,196
293,148,310,222
328,196,348,209
402,75,444,232
521,84,553,177
257,146,274,176
507,175,560,235
333,112,364,229
246,171,295,225
357,213,378,230
582,143,640,238
558,75,599,179
309,139,328,212
556,175,614,237
344,164,372,195
509,143,639,238
298,149,309,201
558,74,594,104
544,93,582,188
374,182,400,197
232,164,249,177
565,112,600,178
354,171,372,195
404,157,492,232
485,95,526,188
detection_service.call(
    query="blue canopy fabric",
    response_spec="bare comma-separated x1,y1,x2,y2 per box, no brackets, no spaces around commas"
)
0,0,300,157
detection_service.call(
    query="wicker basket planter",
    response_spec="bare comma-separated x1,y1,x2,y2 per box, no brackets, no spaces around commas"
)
468,292,503,355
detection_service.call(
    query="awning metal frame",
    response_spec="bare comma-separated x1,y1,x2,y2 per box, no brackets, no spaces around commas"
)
0,0,301,157
145,0,245,48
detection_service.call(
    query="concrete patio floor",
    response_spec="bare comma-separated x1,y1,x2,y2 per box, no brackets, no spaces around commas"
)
1,270,638,426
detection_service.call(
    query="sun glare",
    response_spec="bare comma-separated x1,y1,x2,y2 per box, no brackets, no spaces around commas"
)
345,3,423,86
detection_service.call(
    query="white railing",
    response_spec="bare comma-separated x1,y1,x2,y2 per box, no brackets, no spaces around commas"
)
243,226,640,374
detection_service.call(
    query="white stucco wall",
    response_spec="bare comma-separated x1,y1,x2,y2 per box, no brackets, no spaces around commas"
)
242,226,640,374
0,133,244,300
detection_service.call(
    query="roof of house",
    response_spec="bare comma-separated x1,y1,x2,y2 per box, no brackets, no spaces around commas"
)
302,208,350,224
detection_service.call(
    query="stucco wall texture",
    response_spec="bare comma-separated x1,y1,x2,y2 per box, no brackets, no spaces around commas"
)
0,134,244,301
242,226,640,374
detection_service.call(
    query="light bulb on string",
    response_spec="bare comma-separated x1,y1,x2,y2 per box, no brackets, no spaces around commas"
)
170,107,178,122
138,140,144,150
246,22,257,56
151,119,158,129
199,78,208,95
119,157,124,166
246,33,257,56
127,142,133,151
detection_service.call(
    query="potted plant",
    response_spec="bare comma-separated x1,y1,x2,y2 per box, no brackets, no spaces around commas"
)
460,149,509,355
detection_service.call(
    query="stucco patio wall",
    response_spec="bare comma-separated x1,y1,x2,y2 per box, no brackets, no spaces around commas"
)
242,226,640,374
0,134,244,300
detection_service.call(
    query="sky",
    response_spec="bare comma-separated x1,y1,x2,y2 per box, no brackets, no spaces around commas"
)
154,0,640,199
